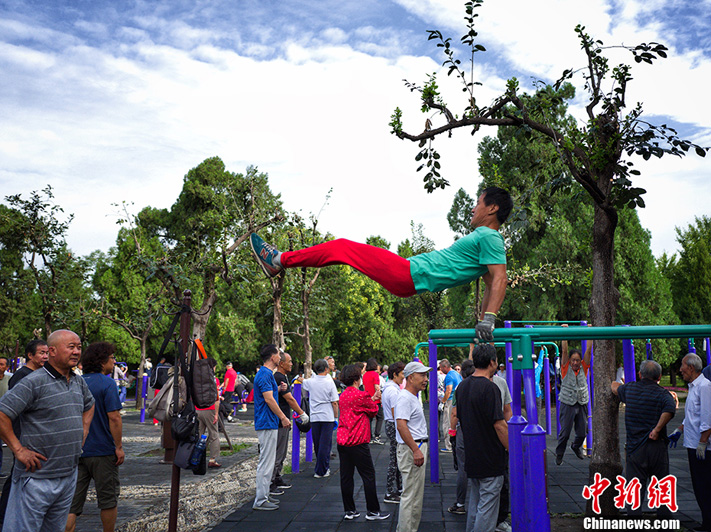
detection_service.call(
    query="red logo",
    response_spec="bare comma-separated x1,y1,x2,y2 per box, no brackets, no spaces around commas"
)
583,474,678,514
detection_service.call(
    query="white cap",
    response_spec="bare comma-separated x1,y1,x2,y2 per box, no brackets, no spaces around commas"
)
404,361,432,377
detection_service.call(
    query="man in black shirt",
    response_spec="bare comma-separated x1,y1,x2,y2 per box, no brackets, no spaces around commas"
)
456,343,508,532
611,360,676,517
271,352,308,494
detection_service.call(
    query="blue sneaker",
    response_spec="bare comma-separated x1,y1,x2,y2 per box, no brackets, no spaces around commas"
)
250,233,282,277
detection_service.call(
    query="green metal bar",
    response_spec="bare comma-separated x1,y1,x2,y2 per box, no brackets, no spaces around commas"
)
430,325,711,344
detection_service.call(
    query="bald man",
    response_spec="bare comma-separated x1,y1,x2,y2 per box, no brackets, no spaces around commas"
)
0,329,95,532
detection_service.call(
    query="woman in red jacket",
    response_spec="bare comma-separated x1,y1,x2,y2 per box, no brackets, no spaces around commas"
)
336,364,390,522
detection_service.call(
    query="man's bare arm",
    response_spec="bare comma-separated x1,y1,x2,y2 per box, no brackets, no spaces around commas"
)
648,412,674,441
0,412,47,472
480,264,507,318
332,401,339,419
282,392,305,416
494,419,509,451
396,418,425,467
262,391,291,428
107,410,125,465
82,405,95,446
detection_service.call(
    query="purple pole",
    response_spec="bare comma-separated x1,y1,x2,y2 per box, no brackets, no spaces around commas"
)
622,338,636,384
140,374,148,423
581,320,593,456
554,355,561,436
305,382,313,462
429,340,439,484
706,338,711,366
521,363,551,532
292,383,301,473
509,337,526,532
544,348,551,435
646,340,653,361
505,321,513,394
688,338,696,354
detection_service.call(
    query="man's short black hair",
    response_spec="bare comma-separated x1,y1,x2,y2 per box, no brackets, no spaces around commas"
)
482,186,513,224
82,342,116,374
388,361,406,380
461,359,475,378
25,339,48,357
471,344,497,369
341,364,362,386
260,344,279,363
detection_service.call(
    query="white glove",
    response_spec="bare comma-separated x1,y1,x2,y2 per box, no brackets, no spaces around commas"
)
298,412,309,424
697,441,708,460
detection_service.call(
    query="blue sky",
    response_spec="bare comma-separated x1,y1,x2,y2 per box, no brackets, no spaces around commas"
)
1,0,709,258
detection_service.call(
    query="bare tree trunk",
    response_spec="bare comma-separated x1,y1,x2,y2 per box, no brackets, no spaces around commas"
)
587,202,622,517
301,268,320,379
271,273,286,350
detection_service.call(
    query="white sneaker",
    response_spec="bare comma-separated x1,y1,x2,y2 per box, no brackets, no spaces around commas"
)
496,521,512,532
314,468,331,478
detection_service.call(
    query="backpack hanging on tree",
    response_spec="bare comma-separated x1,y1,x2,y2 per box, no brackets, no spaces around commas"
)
191,339,219,409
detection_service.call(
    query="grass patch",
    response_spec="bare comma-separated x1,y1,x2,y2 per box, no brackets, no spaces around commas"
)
138,448,164,457
220,442,250,456
282,464,292,475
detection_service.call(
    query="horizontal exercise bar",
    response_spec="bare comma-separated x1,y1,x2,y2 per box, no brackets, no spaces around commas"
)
429,325,711,344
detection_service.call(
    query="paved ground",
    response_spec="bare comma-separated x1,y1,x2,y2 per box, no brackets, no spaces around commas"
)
0,400,702,531
208,404,702,532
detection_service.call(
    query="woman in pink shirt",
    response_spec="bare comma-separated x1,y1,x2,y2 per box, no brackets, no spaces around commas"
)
336,365,389,521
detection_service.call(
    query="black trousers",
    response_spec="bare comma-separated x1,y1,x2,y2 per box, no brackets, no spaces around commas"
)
556,402,587,458
370,403,384,439
338,443,381,514
311,421,334,476
625,439,669,517
688,448,711,530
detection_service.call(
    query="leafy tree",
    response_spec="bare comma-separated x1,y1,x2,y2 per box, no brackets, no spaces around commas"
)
2,186,87,336
136,158,284,340
390,1,707,515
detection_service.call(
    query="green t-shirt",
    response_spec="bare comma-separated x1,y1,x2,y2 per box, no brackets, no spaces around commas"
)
409,227,506,293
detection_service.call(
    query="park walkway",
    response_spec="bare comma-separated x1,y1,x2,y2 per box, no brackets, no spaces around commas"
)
207,404,702,532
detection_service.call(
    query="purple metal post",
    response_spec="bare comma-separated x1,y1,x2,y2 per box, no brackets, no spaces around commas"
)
554,356,561,436
706,338,711,366
292,383,302,473
622,338,636,384
429,340,439,484
305,383,313,463
508,337,526,532
544,348,551,435
521,364,551,532
581,320,593,456
646,340,653,361
140,374,148,423
505,321,513,394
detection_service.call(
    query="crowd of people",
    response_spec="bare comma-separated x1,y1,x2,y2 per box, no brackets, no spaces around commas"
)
0,328,709,532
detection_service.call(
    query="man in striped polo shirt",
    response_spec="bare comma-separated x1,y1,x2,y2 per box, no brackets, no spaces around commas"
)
0,329,95,532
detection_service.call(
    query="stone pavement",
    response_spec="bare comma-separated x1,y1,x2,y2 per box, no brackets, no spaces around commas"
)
207,404,702,532
0,400,702,531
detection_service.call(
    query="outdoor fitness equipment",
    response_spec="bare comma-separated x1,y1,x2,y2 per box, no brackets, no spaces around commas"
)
428,323,711,532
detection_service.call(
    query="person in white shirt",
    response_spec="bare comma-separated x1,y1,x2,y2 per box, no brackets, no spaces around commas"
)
669,353,711,531
395,361,431,532
381,362,405,504
302,359,339,478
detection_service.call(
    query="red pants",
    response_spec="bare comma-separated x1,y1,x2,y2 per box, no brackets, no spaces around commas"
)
280,239,416,298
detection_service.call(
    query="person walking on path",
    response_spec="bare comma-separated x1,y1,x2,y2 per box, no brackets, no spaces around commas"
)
611,359,676,518
363,358,384,445
302,359,339,478
252,345,292,511
336,364,390,521
250,187,512,342
669,353,711,530
395,361,431,532
555,325,593,465
65,342,125,532
0,329,95,532
382,361,405,504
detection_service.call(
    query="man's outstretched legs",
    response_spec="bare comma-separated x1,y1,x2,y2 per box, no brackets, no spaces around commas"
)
251,235,416,298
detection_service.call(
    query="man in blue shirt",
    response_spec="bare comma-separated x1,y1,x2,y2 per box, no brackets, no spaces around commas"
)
66,342,124,532
253,345,292,511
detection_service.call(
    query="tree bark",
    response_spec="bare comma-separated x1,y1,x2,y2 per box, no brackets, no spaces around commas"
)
587,201,622,517
271,273,286,350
